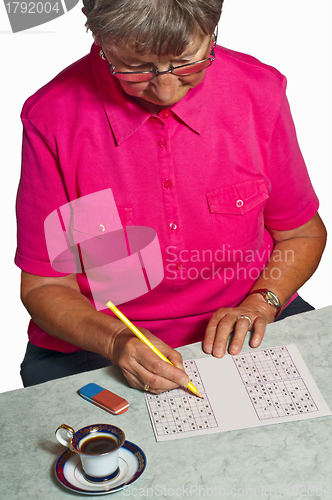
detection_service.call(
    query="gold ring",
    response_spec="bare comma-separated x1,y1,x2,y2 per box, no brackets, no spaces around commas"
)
144,384,150,392
237,315,253,330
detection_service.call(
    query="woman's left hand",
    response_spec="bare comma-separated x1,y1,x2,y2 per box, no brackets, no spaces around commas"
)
203,294,276,358
203,213,327,358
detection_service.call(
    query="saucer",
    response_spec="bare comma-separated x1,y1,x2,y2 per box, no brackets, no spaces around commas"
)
55,440,146,495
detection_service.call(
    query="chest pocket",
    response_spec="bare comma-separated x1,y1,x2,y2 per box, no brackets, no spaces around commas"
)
206,179,269,250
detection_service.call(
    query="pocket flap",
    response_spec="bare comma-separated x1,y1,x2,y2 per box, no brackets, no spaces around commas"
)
207,180,268,215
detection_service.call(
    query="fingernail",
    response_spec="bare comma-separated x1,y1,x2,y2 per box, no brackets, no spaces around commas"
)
213,348,224,358
204,344,212,354
180,376,189,386
229,345,239,355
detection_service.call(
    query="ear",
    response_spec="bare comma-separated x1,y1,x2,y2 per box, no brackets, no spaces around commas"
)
82,7,87,16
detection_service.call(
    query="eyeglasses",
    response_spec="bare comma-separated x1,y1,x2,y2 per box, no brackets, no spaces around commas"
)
99,31,217,82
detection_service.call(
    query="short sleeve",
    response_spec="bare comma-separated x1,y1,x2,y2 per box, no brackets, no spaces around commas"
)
15,117,71,276
264,85,319,231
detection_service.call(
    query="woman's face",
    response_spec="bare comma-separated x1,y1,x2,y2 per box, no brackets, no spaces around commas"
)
102,32,212,107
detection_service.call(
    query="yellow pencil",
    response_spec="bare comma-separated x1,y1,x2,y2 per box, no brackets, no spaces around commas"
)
106,301,203,398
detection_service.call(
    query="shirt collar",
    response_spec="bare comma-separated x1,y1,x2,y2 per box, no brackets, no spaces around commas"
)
89,43,211,144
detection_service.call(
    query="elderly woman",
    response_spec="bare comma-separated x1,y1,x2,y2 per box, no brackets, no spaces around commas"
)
16,0,326,391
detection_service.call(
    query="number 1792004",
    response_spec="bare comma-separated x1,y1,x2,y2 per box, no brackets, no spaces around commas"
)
5,1,60,14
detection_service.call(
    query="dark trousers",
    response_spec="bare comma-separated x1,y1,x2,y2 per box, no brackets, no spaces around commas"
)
20,295,314,387
20,345,112,387
275,295,314,321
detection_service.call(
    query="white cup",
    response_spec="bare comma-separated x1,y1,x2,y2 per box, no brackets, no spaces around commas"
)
55,423,125,482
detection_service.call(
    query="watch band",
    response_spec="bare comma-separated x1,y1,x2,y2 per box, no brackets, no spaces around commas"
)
248,288,282,319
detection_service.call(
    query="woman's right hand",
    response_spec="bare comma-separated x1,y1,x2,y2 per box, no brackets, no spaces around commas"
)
109,326,190,394
20,271,189,394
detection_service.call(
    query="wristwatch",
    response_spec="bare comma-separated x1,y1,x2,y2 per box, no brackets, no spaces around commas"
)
248,288,282,319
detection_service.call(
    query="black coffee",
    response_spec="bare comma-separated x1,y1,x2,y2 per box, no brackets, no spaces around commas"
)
80,435,118,454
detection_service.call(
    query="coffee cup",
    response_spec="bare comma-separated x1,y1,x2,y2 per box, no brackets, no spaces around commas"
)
55,423,125,482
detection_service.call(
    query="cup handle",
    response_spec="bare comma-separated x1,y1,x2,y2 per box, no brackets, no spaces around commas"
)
55,424,75,448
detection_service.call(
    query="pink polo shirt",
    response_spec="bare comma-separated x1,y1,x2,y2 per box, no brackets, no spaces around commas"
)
15,43,319,352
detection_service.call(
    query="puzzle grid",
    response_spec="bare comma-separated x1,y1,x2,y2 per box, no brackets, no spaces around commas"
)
233,346,318,420
145,360,218,436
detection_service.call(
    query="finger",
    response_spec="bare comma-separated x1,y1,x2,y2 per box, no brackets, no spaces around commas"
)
164,348,185,372
208,314,237,358
249,316,267,348
121,358,182,394
203,310,229,355
228,316,253,355
116,335,188,392
139,351,189,387
122,346,188,393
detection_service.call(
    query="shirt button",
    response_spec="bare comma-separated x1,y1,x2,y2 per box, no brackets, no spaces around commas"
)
236,199,244,208
98,224,106,232
175,261,183,270
169,221,178,230
158,138,167,148
162,110,171,119
163,179,172,189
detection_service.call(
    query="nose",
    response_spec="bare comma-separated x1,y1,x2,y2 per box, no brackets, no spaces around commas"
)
149,72,180,102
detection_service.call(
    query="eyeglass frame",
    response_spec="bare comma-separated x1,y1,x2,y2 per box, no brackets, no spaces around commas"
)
99,28,218,81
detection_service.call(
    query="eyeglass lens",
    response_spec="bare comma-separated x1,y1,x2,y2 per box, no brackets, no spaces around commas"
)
114,58,212,82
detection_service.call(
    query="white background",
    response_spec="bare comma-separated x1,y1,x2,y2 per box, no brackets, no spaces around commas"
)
0,0,331,394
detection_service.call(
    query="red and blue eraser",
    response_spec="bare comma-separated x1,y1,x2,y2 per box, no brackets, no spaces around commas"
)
78,383,129,415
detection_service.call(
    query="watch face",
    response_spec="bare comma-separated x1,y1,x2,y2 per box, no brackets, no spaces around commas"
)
266,291,280,308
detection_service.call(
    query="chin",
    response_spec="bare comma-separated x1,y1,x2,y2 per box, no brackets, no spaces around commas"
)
146,97,178,106
123,84,189,105
142,91,187,106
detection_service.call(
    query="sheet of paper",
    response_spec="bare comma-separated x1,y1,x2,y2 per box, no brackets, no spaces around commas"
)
145,344,331,441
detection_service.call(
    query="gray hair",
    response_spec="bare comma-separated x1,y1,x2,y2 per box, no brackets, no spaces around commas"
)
83,0,224,55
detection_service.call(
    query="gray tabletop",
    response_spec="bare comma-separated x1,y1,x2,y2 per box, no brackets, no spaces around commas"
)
1,306,332,500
